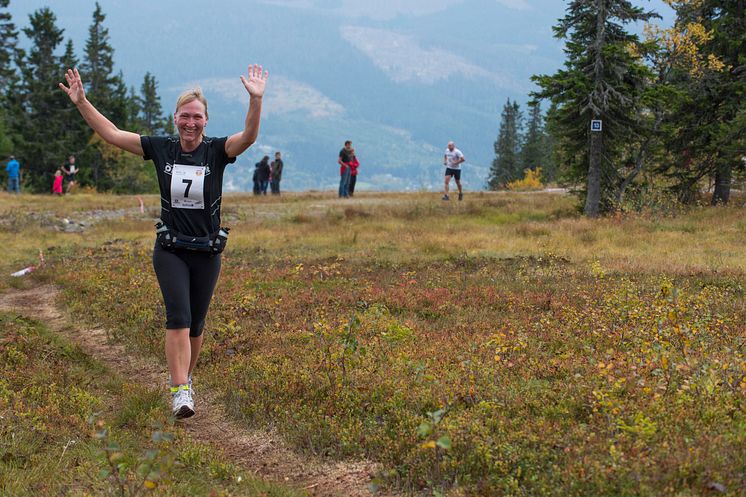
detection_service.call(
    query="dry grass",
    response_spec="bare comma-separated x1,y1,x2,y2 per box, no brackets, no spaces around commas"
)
2,190,745,496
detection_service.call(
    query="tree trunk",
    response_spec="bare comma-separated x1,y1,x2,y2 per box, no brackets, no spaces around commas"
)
711,162,731,205
585,125,603,217
585,0,606,218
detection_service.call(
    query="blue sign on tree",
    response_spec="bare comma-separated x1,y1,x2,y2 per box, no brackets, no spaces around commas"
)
591,120,603,132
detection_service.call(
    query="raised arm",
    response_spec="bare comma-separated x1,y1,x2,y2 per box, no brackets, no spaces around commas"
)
225,64,268,158
59,68,143,156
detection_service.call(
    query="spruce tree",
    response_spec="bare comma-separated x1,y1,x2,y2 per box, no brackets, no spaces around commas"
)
488,99,523,189
164,116,175,136
80,2,119,118
0,0,19,95
59,38,89,158
79,3,132,189
0,0,18,157
663,0,745,205
60,39,78,69
520,102,550,179
14,8,71,191
532,0,659,216
126,84,142,132
139,72,166,135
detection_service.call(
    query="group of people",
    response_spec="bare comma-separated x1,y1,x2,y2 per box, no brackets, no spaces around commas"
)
7,140,464,202
53,155,79,195
3,154,79,195
252,151,283,195
337,139,465,201
256,140,365,199
337,140,360,198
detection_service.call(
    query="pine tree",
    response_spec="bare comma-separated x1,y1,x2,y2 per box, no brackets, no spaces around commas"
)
532,0,659,216
60,39,78,72
542,101,562,183
663,0,745,205
79,3,132,189
80,2,119,117
0,0,18,157
164,116,175,136
13,8,72,191
125,84,142,132
139,72,166,135
0,0,19,95
520,102,551,179
59,39,89,158
488,99,523,190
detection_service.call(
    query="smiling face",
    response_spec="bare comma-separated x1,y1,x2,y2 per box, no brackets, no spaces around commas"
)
174,99,207,149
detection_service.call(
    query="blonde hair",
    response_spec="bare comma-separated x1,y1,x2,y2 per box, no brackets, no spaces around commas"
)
175,87,209,119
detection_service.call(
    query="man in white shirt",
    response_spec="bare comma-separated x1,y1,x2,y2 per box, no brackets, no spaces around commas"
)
442,141,465,201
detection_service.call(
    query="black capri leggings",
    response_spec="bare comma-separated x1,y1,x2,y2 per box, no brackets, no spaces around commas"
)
153,243,221,337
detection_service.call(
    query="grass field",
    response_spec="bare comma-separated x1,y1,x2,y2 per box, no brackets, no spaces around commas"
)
1,191,744,496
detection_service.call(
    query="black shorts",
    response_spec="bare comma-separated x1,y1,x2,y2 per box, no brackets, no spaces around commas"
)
445,168,461,181
152,243,221,337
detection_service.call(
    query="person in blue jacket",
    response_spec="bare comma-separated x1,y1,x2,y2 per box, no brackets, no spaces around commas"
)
5,156,21,193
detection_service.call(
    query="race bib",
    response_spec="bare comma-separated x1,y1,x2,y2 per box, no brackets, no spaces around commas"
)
171,164,206,209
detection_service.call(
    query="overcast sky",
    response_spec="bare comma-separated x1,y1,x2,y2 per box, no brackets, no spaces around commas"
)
5,0,677,189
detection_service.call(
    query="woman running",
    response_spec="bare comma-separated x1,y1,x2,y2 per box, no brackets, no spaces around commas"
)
59,64,268,419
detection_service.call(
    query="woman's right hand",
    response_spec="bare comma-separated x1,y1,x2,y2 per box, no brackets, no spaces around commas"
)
58,68,86,105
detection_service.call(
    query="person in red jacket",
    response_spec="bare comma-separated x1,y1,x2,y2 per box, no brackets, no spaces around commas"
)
348,148,360,197
52,169,64,195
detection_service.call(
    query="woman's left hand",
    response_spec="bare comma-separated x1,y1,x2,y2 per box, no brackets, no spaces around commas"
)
240,64,268,98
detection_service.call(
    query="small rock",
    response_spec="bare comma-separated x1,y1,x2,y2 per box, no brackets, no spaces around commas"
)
707,482,727,493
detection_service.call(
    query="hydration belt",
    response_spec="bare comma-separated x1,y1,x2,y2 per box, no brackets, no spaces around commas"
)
155,219,229,254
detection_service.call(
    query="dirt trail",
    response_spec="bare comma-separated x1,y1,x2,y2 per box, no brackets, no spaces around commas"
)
0,285,397,497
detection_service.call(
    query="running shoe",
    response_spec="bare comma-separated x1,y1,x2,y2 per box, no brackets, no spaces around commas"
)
171,385,194,419
458,193,463,201
169,374,193,394
442,194,450,201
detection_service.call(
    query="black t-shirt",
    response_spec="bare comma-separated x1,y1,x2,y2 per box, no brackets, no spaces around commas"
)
63,160,76,179
257,160,271,181
270,159,283,180
339,148,351,164
141,135,236,237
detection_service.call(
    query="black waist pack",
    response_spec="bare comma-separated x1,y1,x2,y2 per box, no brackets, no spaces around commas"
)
156,221,229,254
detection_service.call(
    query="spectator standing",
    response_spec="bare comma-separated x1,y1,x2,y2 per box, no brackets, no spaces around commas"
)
5,155,21,194
53,169,64,195
270,151,283,195
348,148,360,197
252,163,261,195
62,155,79,193
338,140,352,198
256,155,271,195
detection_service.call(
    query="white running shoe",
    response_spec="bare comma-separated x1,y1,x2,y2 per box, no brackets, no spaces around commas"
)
171,385,194,419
